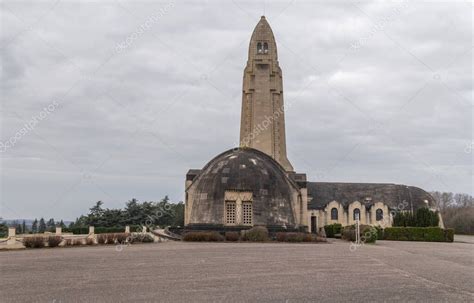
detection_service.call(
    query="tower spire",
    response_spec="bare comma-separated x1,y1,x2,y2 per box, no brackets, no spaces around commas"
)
239,17,294,172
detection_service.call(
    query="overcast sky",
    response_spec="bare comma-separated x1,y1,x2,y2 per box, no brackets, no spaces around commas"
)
1,0,472,220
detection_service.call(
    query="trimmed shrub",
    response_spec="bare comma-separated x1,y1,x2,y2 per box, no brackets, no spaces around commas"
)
383,227,451,242
342,225,377,244
106,233,116,244
276,232,287,242
47,236,62,247
424,227,445,242
393,208,440,227
360,225,377,243
115,233,128,244
444,228,454,242
140,234,155,243
24,236,45,248
183,231,224,242
375,226,384,240
225,232,240,242
275,232,325,243
324,224,343,238
241,226,268,242
97,234,106,244
86,238,95,245
73,239,83,246
285,233,305,242
276,232,316,242
342,226,356,241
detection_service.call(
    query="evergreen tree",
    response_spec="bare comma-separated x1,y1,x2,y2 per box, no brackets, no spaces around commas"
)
22,220,27,234
46,218,55,231
32,219,38,233
39,218,46,233
59,220,66,228
16,223,22,234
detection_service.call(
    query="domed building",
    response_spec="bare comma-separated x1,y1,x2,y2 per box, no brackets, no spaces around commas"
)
185,148,306,230
184,16,441,233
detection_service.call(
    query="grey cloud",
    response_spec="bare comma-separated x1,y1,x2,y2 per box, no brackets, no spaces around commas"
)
0,1,471,220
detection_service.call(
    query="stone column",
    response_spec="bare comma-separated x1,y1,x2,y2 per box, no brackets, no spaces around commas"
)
7,227,16,245
89,226,95,235
55,227,62,235
125,226,130,233
142,226,147,233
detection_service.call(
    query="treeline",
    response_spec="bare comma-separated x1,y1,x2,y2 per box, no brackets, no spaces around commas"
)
70,196,184,229
0,218,67,236
430,191,473,235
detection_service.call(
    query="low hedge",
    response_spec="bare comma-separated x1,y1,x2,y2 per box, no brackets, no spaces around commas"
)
24,236,45,248
324,223,342,238
276,232,315,242
47,236,62,247
183,231,224,242
225,232,240,241
342,225,377,243
241,226,269,242
382,227,453,242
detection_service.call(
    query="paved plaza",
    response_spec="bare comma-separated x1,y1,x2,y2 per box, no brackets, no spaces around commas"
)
1,239,473,302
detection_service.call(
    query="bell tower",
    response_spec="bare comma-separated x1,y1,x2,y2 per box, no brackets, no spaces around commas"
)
239,16,294,172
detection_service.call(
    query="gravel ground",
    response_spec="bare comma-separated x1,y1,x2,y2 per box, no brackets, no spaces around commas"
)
0,240,473,302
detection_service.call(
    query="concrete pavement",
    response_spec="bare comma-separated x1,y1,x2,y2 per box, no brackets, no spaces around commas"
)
0,240,472,302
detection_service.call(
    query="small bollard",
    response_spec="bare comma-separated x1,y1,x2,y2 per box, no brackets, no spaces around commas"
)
7,227,16,245
125,226,130,233
56,227,62,236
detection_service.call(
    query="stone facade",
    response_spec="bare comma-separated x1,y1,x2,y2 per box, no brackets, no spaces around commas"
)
239,16,293,172
185,148,306,230
184,16,440,232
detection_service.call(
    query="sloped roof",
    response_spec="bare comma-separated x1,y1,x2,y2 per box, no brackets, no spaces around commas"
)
307,182,436,211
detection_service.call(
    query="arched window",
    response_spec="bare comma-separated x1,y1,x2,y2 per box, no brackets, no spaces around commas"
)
376,209,383,221
257,42,263,54
353,208,360,221
263,42,268,53
331,208,338,220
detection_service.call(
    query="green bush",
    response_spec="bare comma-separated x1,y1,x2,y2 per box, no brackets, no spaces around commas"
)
383,227,451,242
276,232,287,242
360,225,377,243
241,226,269,242
393,208,440,227
115,233,128,244
342,225,377,244
140,234,155,243
444,228,454,242
285,232,304,242
375,226,384,240
324,224,342,238
47,236,62,247
24,236,45,248
183,231,224,242
225,232,240,241
276,232,315,242
97,234,106,244
105,233,116,244
423,227,445,242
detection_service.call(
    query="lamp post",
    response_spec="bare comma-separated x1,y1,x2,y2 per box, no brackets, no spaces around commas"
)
355,213,360,245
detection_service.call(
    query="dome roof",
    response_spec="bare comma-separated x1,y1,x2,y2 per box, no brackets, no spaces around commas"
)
186,148,301,227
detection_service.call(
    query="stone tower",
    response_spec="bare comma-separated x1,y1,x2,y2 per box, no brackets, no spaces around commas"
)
239,16,294,172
